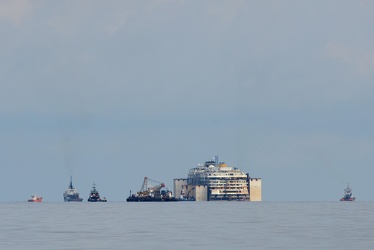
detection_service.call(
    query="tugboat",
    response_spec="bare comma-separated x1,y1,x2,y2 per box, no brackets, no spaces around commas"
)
87,182,107,202
340,184,356,201
127,177,178,202
63,176,83,202
28,194,42,202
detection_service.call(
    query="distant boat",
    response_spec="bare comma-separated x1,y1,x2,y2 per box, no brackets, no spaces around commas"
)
63,176,83,202
340,184,356,201
87,182,107,202
28,194,42,202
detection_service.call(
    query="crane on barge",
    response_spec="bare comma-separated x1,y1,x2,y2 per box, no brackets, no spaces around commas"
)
126,177,178,202
138,177,165,199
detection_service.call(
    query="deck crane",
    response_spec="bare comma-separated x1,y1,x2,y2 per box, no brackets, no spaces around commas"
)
137,177,165,199
186,186,195,200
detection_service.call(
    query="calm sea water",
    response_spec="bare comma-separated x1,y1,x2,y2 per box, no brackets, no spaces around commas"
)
0,201,373,249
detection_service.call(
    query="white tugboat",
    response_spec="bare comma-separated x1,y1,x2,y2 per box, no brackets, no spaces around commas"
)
63,176,83,202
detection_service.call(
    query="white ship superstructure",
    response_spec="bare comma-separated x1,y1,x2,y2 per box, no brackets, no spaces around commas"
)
187,157,250,201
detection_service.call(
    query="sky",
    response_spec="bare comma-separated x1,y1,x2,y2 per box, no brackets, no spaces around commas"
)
1,0,374,202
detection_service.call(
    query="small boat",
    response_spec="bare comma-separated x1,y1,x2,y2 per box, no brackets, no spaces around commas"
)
340,184,356,201
28,194,42,202
87,182,107,202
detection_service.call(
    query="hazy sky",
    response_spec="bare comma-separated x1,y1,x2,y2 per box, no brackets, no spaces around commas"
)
1,0,374,201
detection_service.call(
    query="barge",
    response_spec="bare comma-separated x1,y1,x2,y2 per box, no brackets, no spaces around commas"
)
127,177,178,202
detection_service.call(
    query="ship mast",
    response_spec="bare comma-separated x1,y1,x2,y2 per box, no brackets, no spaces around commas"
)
69,176,74,189
344,183,352,195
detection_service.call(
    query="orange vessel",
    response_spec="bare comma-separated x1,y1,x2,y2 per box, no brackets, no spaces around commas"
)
28,194,42,202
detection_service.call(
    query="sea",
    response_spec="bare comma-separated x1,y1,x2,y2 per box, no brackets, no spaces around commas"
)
0,201,373,250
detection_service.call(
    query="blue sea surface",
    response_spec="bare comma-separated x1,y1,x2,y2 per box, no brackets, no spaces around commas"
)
0,201,373,249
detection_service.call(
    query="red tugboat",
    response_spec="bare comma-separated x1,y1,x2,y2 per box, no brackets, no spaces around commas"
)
28,194,42,202
340,184,356,201
87,182,107,202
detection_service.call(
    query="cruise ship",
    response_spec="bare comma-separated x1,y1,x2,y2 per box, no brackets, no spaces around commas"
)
174,156,262,201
